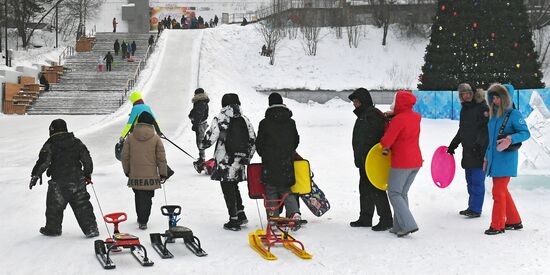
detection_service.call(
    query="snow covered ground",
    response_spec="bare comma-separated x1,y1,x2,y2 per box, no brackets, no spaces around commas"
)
1,26,550,275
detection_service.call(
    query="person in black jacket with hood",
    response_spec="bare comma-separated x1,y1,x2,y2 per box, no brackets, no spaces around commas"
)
29,119,99,238
256,93,301,222
349,88,393,231
188,88,210,170
447,83,489,218
114,39,120,56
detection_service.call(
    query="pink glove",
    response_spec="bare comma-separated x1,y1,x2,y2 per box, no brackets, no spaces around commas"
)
496,135,512,152
483,159,487,172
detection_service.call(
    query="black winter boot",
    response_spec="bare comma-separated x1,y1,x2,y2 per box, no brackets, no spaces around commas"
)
372,221,393,231
484,227,505,235
223,218,241,231
505,222,523,230
350,218,371,228
39,227,61,237
237,211,248,225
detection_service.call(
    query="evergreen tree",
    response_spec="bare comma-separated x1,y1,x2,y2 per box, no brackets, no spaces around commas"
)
419,0,544,90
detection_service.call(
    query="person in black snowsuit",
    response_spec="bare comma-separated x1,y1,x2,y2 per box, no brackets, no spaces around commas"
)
241,17,248,26
121,41,128,59
181,15,186,27
30,119,99,238
188,88,210,168
148,35,155,47
214,15,219,26
103,51,113,72
114,39,120,56
255,93,301,222
349,88,393,230
447,83,489,218
131,41,137,56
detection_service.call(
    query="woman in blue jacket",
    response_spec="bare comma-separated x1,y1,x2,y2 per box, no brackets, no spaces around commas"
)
484,83,530,235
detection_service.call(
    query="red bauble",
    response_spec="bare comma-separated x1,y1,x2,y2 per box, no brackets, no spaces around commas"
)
453,11,458,16
473,22,478,28
441,5,446,11
491,32,496,38
514,42,519,48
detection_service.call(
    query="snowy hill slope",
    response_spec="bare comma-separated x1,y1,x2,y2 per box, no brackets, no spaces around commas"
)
0,28,549,275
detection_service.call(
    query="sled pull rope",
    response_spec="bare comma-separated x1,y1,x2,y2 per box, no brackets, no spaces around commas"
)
161,135,196,160
255,199,264,230
91,184,112,237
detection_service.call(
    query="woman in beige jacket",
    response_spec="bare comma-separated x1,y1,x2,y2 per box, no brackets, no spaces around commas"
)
122,112,168,229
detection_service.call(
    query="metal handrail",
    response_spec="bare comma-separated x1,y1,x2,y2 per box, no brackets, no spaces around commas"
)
120,38,156,106
58,46,75,65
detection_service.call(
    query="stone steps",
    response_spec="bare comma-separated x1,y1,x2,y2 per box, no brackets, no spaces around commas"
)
27,32,153,115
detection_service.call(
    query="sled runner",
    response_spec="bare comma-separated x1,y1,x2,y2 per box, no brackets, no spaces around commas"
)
150,205,207,258
95,212,153,269
248,193,312,260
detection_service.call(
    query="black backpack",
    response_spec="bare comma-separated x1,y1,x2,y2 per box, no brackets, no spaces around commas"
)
225,117,250,156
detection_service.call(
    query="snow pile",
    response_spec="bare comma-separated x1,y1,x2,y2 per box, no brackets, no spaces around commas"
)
200,24,428,91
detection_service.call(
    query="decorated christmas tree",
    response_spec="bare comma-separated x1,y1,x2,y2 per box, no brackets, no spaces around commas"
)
418,0,545,90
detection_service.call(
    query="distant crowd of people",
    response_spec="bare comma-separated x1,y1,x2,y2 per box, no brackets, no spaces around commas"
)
157,14,219,34
99,35,156,72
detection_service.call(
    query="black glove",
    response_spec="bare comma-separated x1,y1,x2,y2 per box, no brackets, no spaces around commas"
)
447,147,455,155
84,175,93,185
382,148,390,156
29,176,39,190
191,124,197,131
160,176,167,184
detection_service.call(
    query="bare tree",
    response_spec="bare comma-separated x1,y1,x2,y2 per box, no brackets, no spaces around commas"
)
8,0,54,48
369,0,396,46
60,0,103,40
343,9,362,48
346,25,362,48
256,16,284,65
299,11,322,56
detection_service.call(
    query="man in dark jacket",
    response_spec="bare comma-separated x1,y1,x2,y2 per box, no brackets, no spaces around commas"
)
114,39,120,56
349,88,393,230
103,51,113,72
188,88,210,170
131,41,137,56
121,41,128,59
30,119,99,238
447,83,489,218
256,93,300,221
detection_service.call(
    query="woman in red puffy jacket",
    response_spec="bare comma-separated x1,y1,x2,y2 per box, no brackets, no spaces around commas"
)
380,90,423,237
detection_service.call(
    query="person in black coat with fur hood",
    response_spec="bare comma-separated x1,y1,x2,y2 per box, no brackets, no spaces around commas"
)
29,119,99,238
256,93,301,221
188,88,210,169
447,83,489,218
349,88,393,231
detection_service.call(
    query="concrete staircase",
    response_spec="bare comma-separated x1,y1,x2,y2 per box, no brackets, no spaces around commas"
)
27,32,155,115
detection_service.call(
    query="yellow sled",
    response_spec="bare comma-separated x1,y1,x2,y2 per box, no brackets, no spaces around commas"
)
249,230,277,260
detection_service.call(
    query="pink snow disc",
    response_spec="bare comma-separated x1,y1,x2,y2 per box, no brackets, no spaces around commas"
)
431,146,456,188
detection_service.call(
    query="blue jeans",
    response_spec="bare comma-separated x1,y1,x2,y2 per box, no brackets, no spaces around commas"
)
465,168,485,214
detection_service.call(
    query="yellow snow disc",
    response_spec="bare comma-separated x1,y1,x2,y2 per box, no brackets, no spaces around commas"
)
365,143,392,191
